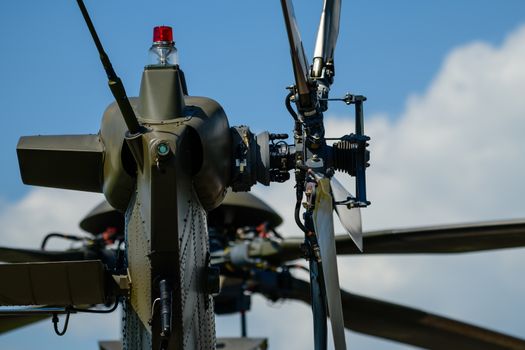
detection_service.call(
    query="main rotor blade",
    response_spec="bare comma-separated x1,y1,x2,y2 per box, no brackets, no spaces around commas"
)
312,178,346,349
283,277,525,350
341,219,525,254
331,177,362,251
80,200,124,236
0,306,72,335
0,246,85,263
273,219,525,261
280,0,313,108
0,314,47,335
313,0,341,65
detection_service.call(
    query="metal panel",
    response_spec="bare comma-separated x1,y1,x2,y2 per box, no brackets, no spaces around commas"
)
122,126,216,350
122,300,151,350
125,192,152,332
179,196,216,349
17,134,104,193
0,260,107,306
0,246,85,263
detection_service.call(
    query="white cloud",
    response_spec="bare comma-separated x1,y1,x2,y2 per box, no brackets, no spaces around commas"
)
0,188,103,249
358,25,525,229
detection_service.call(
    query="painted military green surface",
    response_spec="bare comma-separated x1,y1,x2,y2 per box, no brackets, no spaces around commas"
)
0,260,108,306
208,191,283,229
0,247,85,263
79,189,283,237
116,66,217,350
80,200,124,236
17,134,104,193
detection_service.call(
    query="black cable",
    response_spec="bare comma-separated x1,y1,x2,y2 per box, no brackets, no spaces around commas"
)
271,229,283,239
69,298,120,314
294,196,308,234
285,91,299,122
48,299,119,336
52,311,70,336
41,233,85,250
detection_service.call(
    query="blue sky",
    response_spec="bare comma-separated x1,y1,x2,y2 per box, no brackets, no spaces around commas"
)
1,1,525,349
1,0,524,199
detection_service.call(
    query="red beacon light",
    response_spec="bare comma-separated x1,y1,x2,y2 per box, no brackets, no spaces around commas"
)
153,26,173,43
149,25,179,66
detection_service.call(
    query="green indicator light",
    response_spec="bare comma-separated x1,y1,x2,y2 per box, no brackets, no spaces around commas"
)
157,143,170,156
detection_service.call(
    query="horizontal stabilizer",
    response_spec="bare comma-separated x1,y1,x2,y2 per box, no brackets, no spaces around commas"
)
0,306,71,335
0,260,109,306
0,246,85,263
17,134,104,192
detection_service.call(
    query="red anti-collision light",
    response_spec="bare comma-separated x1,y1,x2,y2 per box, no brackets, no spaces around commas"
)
153,26,173,42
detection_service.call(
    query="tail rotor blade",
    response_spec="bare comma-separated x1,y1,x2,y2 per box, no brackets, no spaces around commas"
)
313,0,342,65
313,178,346,350
280,0,313,109
331,177,363,251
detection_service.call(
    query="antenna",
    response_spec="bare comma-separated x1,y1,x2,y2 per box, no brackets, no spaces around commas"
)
75,0,142,135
